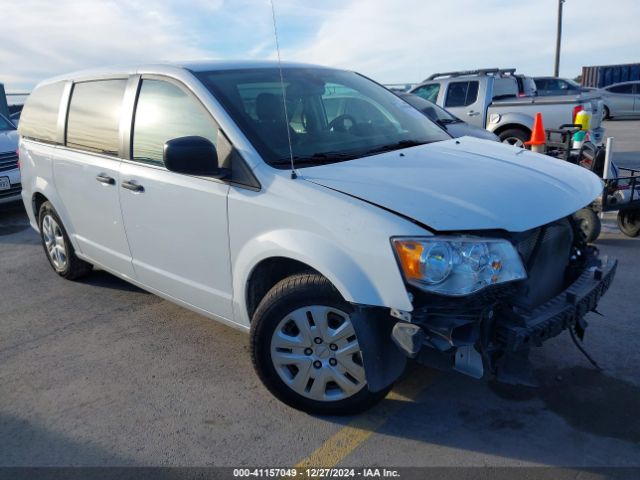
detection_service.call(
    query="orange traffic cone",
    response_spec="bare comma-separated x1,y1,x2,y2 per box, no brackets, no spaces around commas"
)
525,112,546,153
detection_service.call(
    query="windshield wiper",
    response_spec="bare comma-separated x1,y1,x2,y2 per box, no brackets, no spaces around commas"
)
364,139,431,155
437,118,462,125
270,151,359,167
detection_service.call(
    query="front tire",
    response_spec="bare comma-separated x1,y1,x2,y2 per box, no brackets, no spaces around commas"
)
602,106,610,120
250,273,390,415
38,201,92,280
498,128,530,148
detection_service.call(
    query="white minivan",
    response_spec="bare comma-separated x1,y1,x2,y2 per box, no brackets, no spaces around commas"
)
19,61,616,414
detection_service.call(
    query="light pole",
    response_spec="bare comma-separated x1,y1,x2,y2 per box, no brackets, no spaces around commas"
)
554,0,565,77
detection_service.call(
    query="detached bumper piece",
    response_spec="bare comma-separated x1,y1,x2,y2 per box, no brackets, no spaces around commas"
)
497,257,617,352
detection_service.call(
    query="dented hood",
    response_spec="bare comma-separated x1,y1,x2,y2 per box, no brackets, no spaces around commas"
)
303,137,603,232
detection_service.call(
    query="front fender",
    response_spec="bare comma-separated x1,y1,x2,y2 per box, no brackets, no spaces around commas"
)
487,112,534,134
232,228,409,326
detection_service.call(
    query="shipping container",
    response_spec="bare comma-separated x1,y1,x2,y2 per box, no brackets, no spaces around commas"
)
582,63,640,88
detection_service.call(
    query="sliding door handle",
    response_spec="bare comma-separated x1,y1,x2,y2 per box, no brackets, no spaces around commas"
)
96,174,115,185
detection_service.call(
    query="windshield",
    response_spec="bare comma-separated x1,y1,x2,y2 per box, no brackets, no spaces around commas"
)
0,115,15,131
196,68,450,168
397,93,459,123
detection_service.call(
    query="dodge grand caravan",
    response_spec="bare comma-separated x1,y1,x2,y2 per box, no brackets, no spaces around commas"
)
18,62,616,414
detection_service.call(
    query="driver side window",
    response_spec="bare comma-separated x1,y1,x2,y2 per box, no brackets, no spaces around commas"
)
132,79,217,166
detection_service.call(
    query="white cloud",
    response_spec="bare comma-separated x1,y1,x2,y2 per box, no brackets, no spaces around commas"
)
2,0,638,91
284,0,640,82
0,0,214,90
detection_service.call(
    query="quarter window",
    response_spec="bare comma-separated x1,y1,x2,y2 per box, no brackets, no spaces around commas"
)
445,81,479,108
132,79,217,166
66,80,127,156
18,82,65,143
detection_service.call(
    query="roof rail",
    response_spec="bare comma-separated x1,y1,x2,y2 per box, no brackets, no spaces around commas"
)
424,68,517,82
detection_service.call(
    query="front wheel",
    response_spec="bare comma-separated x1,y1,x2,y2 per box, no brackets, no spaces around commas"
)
250,273,390,415
498,128,530,148
617,209,640,237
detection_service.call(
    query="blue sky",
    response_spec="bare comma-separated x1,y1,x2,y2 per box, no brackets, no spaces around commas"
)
2,0,639,92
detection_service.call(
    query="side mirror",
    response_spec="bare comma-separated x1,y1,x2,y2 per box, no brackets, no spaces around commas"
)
163,136,229,178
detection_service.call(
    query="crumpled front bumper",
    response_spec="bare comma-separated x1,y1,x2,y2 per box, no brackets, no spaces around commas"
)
496,256,617,352
390,255,618,382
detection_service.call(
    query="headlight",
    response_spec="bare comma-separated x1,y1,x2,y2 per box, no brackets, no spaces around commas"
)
392,236,527,296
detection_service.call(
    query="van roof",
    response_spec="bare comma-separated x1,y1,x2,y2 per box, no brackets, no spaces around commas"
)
36,60,335,87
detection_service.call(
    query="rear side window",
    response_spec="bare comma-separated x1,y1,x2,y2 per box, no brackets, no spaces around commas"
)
412,83,440,103
607,84,633,94
132,79,217,166
445,81,479,107
535,79,548,90
18,82,65,143
66,79,127,156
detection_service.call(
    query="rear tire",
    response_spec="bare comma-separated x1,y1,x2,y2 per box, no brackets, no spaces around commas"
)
498,128,530,148
617,209,640,238
250,272,390,415
574,208,601,243
38,201,92,280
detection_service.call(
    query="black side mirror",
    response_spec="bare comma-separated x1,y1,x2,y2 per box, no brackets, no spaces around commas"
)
163,136,229,178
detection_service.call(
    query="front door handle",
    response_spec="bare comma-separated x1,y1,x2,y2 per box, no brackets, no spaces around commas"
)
96,174,115,185
121,180,144,193
467,110,480,117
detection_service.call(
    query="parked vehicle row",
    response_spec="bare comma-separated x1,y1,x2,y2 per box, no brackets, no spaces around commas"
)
0,113,20,204
18,61,615,414
534,77,640,120
409,68,605,147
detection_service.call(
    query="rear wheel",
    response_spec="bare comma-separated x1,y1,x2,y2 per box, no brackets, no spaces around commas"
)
617,209,640,237
574,208,601,243
250,272,390,415
38,201,92,279
498,128,530,148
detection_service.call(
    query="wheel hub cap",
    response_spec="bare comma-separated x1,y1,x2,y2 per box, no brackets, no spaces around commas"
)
270,306,366,402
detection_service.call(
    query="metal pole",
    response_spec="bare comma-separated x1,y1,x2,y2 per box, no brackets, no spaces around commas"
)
603,137,614,180
554,0,565,77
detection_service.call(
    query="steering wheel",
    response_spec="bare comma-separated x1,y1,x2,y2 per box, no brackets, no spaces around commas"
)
328,114,357,133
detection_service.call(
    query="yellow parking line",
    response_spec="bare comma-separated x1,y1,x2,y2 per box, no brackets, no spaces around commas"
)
295,368,437,469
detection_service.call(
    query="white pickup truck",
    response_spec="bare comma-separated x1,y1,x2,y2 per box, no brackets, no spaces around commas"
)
410,68,605,147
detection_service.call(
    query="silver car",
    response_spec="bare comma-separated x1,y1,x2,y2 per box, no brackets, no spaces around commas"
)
601,81,640,119
0,114,20,204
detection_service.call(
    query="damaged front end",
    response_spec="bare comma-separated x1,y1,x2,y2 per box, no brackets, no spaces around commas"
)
356,216,617,391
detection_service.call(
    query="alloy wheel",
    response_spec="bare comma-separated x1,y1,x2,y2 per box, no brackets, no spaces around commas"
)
42,214,67,271
502,137,524,148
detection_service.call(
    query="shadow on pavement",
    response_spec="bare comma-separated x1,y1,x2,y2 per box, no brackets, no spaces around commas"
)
316,362,640,467
81,270,149,294
0,413,132,466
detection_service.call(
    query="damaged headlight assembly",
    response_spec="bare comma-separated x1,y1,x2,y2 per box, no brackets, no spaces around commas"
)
392,237,527,296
